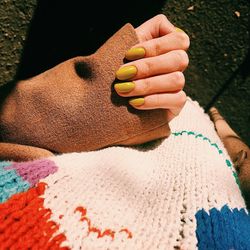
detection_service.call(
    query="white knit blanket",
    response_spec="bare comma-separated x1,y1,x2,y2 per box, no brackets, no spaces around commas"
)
1,98,249,250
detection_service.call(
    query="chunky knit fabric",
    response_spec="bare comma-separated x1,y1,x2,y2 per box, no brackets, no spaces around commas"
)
0,98,249,250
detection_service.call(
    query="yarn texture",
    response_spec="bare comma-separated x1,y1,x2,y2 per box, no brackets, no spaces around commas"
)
0,98,249,250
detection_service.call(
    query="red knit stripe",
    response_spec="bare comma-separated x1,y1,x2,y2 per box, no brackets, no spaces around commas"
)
0,182,69,250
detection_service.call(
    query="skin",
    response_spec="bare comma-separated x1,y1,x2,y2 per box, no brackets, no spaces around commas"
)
116,14,190,122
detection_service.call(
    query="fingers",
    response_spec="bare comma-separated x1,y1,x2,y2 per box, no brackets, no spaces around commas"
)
116,50,189,80
131,91,187,122
114,71,185,97
126,28,189,60
127,28,190,60
135,14,175,42
114,70,187,120
114,14,189,122
128,90,187,112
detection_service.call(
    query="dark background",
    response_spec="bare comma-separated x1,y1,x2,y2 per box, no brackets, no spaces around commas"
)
0,0,249,145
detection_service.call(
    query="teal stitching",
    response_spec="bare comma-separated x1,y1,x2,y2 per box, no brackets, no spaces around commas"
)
172,130,239,186
0,161,12,168
0,161,30,203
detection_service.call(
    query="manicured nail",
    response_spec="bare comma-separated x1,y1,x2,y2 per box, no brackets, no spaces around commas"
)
175,27,185,33
114,82,135,93
129,98,145,107
115,65,137,80
125,47,146,61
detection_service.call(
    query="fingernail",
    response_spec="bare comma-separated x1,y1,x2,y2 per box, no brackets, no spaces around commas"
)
115,65,137,80
175,27,185,33
129,98,144,106
125,47,146,60
114,82,135,93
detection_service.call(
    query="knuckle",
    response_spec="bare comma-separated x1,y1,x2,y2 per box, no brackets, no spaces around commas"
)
178,91,187,105
141,60,152,78
142,78,151,93
155,94,161,108
173,72,185,89
175,50,189,69
149,94,161,108
154,41,162,57
156,14,168,22
148,41,161,57
177,32,190,50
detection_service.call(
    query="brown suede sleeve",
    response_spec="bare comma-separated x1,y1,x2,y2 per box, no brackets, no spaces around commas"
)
0,23,170,154
0,142,54,161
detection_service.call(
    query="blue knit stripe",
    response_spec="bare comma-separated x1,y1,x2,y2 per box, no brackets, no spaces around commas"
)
195,205,250,249
0,161,30,203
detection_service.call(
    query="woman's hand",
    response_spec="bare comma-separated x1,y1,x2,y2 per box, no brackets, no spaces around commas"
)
114,14,190,122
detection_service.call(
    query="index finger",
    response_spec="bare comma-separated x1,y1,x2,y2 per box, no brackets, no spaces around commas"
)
135,14,175,42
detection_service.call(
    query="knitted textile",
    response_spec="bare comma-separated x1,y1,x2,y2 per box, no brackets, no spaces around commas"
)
0,98,249,250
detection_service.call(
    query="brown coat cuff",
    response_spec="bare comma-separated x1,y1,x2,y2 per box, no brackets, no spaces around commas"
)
0,23,170,156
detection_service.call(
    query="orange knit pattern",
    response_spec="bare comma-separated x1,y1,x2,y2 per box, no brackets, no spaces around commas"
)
74,206,133,240
0,182,68,250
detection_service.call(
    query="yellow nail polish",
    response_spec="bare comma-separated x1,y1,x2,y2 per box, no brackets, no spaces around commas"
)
115,65,137,80
114,82,135,93
175,27,185,33
125,47,146,61
129,98,145,107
